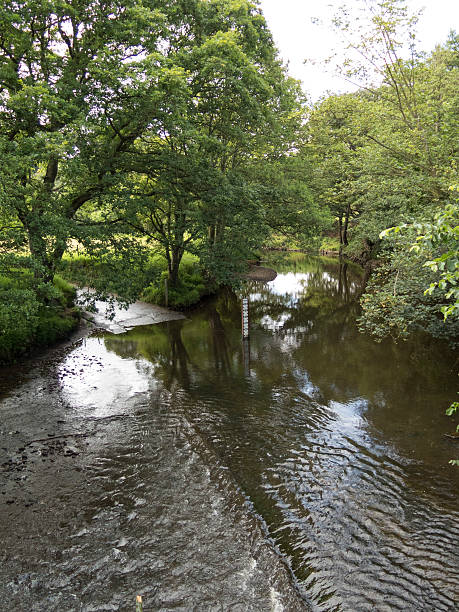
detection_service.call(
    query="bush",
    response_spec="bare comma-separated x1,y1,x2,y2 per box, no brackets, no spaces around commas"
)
60,254,104,286
61,252,167,299
358,236,459,343
0,288,41,362
320,236,340,252
142,259,208,308
33,307,79,347
53,275,77,307
62,251,211,309
0,269,79,363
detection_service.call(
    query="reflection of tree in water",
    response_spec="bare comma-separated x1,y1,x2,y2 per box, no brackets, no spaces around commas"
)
244,261,362,339
208,305,232,378
338,262,350,302
167,322,191,390
104,301,240,391
103,254,459,592
104,321,192,390
104,254,456,466
106,258,363,395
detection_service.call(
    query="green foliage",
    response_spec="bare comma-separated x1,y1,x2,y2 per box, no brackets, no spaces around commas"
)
320,236,341,252
0,265,78,363
62,250,208,309
0,287,40,362
411,200,459,320
309,2,459,261
358,233,459,342
61,246,152,304
0,0,318,315
53,275,76,307
0,0,178,306
33,306,79,348
142,258,209,308
371,197,459,340
446,402,459,417
308,1,459,347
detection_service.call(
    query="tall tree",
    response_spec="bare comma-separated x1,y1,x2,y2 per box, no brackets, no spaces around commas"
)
309,1,459,341
113,0,313,287
0,0,187,297
307,93,366,254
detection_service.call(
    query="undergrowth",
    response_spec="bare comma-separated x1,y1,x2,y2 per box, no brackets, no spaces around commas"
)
62,252,211,309
0,269,79,364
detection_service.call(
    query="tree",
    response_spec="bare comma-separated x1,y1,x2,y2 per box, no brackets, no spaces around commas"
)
310,1,458,263
0,0,330,309
0,0,192,299
110,0,314,288
307,93,367,253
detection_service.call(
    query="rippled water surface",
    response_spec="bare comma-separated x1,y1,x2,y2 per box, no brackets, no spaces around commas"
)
1,254,458,611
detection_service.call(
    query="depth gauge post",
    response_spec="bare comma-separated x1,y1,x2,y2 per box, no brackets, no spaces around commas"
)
241,297,249,339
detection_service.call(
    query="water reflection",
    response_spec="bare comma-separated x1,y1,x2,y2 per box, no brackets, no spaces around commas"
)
104,255,459,611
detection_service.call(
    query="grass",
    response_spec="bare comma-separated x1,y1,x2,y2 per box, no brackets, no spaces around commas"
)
141,256,210,308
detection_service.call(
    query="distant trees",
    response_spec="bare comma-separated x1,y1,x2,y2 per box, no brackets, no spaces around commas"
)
308,0,459,341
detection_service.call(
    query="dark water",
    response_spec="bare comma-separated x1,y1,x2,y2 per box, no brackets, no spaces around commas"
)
1,254,458,611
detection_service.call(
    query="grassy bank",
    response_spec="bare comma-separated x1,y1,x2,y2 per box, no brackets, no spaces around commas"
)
0,270,80,364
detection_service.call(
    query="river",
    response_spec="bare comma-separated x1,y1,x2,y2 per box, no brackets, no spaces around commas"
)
1,254,458,611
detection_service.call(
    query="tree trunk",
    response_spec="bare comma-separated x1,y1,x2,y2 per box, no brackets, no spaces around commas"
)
168,247,183,288
215,220,224,245
168,323,190,389
208,224,216,247
342,202,351,247
27,222,54,286
338,214,344,256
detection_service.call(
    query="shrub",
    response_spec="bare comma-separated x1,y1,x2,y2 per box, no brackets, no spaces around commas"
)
53,275,77,307
33,307,79,347
0,268,79,363
142,259,208,308
0,288,40,362
320,236,340,252
62,251,210,309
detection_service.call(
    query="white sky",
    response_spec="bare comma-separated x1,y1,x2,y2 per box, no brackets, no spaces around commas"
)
258,0,459,101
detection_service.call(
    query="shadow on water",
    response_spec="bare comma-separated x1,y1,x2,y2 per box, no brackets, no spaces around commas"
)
104,254,459,611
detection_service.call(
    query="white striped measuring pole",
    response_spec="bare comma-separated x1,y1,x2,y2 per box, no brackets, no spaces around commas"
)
241,297,249,339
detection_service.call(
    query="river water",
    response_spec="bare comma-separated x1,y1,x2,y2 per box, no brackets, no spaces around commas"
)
1,254,458,611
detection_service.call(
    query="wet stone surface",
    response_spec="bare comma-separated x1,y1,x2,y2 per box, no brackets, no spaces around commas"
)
77,290,186,334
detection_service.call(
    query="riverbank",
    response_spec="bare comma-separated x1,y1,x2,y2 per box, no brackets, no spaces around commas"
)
61,252,211,310
0,273,80,365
